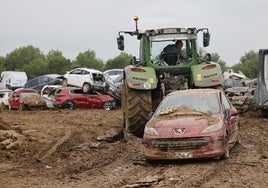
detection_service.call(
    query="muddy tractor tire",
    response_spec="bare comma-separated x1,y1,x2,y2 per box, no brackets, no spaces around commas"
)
121,81,152,138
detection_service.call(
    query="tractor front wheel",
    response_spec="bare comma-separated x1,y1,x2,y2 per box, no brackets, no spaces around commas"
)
121,81,152,138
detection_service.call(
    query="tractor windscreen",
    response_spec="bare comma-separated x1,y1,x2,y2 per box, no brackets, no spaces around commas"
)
150,37,195,66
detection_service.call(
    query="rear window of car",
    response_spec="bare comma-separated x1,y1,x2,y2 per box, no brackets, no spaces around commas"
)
20,92,39,98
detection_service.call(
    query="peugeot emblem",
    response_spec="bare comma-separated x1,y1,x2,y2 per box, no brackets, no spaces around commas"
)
173,128,186,135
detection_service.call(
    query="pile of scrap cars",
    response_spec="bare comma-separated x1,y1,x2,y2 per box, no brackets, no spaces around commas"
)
223,69,257,113
0,67,123,111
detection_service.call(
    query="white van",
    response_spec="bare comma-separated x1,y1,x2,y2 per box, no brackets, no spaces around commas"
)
0,71,28,90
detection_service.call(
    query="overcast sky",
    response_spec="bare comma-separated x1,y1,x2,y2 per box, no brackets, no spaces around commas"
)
1,0,268,66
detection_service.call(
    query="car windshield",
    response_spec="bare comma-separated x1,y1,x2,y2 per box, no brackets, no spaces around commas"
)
20,92,39,98
155,92,220,116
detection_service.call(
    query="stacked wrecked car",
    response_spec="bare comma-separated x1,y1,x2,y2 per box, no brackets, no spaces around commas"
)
3,67,123,111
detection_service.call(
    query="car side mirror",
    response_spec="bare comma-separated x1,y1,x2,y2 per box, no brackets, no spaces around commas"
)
225,108,238,120
229,108,238,117
117,35,125,51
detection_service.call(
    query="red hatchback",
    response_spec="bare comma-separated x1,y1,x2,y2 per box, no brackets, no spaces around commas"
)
53,87,116,110
8,88,46,111
143,89,240,160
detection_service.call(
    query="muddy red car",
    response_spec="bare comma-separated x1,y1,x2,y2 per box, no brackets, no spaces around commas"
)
53,87,116,110
143,89,240,160
8,88,46,110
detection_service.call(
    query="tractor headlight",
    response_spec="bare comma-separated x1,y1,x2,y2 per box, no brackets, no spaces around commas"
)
143,82,151,89
144,126,159,136
201,121,223,134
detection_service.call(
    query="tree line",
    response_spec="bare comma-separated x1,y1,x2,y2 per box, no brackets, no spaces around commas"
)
0,45,258,79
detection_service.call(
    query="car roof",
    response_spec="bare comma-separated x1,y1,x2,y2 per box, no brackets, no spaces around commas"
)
14,88,38,93
44,74,61,78
168,89,221,96
104,69,123,73
0,89,12,92
27,74,61,81
75,67,103,73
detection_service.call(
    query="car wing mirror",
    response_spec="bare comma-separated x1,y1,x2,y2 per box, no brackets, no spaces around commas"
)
226,108,238,121
229,108,238,117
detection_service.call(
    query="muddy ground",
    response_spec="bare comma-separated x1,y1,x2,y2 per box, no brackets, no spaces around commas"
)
0,108,267,188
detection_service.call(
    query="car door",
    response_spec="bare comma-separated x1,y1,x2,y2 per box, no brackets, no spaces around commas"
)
68,69,83,87
9,91,20,109
71,89,88,108
78,70,91,87
221,92,239,144
86,92,101,108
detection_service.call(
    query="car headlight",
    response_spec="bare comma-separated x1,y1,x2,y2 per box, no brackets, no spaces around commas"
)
144,126,159,136
201,121,223,134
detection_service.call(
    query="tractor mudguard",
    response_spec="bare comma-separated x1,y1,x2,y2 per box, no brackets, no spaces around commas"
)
191,62,223,88
124,65,157,90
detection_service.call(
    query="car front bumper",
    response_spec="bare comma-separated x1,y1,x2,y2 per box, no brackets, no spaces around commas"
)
142,138,225,160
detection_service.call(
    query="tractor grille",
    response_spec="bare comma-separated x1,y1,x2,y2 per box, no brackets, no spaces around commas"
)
151,137,210,151
156,67,191,90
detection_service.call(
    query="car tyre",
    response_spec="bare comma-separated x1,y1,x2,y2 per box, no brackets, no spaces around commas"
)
64,101,76,110
62,79,68,87
19,103,25,111
102,102,113,111
82,83,91,93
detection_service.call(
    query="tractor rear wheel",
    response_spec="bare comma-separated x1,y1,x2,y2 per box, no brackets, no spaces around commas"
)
121,81,152,138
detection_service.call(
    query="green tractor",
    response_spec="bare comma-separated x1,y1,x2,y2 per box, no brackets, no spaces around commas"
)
117,16,223,137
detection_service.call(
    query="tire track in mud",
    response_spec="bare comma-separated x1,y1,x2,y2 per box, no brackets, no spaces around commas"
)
81,114,268,188
173,115,268,188
83,136,149,187
82,114,268,188
81,136,226,188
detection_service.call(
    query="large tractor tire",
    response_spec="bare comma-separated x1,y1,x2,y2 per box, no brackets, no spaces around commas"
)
121,81,152,138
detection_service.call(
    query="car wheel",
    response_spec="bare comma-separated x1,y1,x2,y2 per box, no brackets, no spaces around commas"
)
64,101,76,110
19,103,25,111
62,79,68,87
82,83,91,93
102,102,113,111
